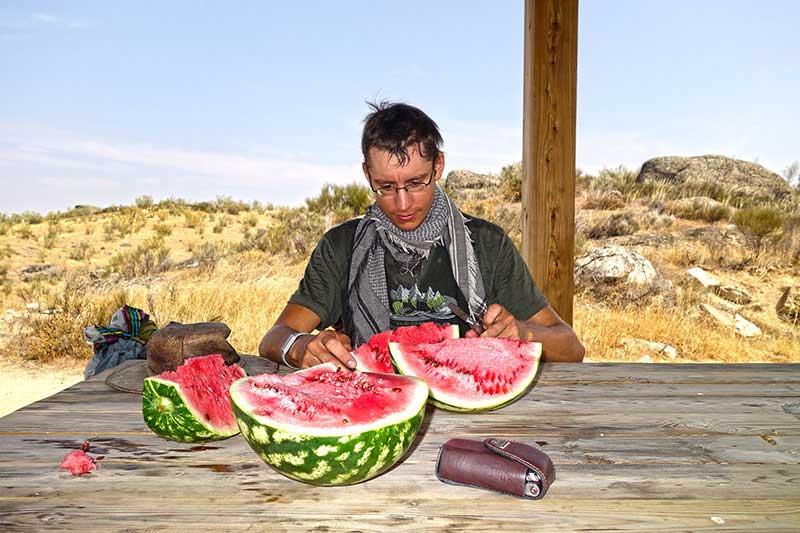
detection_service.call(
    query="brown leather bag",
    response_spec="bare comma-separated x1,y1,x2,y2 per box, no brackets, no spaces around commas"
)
435,438,556,499
146,322,239,374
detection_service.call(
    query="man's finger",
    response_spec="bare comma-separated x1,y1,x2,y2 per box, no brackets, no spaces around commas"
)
321,335,357,369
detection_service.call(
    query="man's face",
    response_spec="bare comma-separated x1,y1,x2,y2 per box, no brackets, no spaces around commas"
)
363,146,444,231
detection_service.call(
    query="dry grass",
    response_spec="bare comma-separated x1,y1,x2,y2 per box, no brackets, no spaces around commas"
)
574,299,797,363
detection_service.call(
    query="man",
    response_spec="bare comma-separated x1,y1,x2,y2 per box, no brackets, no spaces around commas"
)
259,101,584,370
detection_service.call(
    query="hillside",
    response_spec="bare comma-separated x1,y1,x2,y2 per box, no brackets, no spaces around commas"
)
0,157,798,415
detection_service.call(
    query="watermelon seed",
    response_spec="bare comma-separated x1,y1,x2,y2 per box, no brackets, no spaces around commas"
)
342,418,350,424
391,387,402,393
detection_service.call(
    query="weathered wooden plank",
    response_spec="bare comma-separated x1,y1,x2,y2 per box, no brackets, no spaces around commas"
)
534,363,800,385
3,460,800,500
3,434,799,469
1,496,799,531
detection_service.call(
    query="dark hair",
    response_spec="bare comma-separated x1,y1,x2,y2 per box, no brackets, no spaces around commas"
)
361,100,443,167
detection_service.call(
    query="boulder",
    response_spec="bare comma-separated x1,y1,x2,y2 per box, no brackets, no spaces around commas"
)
687,267,720,288
776,287,799,323
575,245,670,301
619,337,678,361
700,303,762,337
636,155,791,204
20,264,64,282
714,285,752,305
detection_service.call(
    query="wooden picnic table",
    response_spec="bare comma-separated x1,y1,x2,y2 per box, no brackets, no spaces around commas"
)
1,362,799,531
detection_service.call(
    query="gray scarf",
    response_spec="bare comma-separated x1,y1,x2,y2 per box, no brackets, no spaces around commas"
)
347,186,486,346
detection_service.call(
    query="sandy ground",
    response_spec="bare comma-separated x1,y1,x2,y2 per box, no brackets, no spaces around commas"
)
0,358,84,418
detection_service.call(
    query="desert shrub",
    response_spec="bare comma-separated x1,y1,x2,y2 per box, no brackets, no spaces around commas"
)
103,211,145,238
213,195,250,215
498,162,522,202
236,208,325,260
21,211,44,225
153,222,173,237
594,166,641,197
192,242,229,270
666,197,732,222
135,195,154,209
109,237,172,279
69,241,93,261
0,222,9,236
583,190,625,210
733,207,784,255
212,218,226,234
42,223,59,248
244,213,259,227
156,197,189,215
306,183,372,222
587,212,639,239
638,208,675,231
183,209,205,229
16,223,34,240
0,263,7,282
17,281,130,362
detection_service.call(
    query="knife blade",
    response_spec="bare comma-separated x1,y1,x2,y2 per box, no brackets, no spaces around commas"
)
448,302,485,336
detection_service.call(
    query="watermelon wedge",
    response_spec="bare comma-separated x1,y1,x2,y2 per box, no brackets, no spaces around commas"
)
389,337,541,412
230,363,429,486
142,354,246,442
351,322,460,373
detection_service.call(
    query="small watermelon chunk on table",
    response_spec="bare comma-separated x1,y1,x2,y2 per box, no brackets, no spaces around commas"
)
230,363,429,486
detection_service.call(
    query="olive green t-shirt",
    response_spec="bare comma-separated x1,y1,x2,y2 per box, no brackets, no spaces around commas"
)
289,215,548,339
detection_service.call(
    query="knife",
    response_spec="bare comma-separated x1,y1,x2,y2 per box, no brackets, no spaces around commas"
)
448,302,486,336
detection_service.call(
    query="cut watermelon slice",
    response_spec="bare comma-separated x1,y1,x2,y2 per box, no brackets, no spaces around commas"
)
142,354,246,442
230,363,429,486
389,337,541,412
351,322,460,373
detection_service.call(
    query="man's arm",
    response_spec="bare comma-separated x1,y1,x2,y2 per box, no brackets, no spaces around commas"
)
465,303,585,362
259,303,356,370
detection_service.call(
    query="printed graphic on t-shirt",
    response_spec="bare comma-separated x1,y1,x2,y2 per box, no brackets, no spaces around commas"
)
389,283,456,324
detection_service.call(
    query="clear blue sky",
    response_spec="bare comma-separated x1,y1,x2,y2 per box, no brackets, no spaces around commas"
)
1,1,797,214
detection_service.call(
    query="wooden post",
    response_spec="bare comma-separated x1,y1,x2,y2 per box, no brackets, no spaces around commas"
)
522,0,578,325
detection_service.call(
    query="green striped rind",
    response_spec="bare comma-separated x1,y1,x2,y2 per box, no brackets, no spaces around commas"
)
230,381,427,486
142,377,240,442
389,341,542,412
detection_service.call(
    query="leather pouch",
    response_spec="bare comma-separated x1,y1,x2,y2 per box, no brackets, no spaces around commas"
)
435,438,555,499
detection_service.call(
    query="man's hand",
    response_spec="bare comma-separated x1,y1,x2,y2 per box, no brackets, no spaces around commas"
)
464,303,522,340
287,330,356,370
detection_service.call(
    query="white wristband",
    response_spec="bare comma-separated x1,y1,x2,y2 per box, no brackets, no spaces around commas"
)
280,332,311,370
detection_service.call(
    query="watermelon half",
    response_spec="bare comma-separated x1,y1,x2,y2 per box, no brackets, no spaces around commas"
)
351,322,460,373
142,354,246,442
230,363,429,486
389,337,541,412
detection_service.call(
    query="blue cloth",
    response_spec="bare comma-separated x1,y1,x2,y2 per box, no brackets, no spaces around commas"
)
83,305,157,378
83,338,147,379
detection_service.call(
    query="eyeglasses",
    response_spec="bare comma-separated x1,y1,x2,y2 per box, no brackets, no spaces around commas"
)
367,165,435,198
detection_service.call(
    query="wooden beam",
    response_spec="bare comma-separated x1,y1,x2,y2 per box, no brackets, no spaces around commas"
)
522,0,578,325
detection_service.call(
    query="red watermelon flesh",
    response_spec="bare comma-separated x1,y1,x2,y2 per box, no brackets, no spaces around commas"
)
154,354,245,433
237,364,426,429
352,330,394,373
60,450,98,475
351,322,459,373
389,337,541,412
